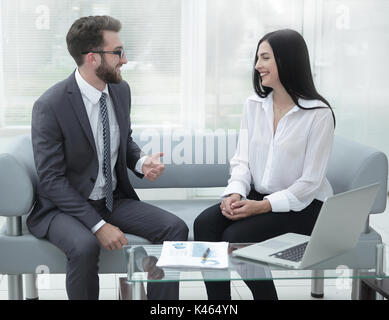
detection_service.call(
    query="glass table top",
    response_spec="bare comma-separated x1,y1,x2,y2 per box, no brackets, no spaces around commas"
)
123,243,388,283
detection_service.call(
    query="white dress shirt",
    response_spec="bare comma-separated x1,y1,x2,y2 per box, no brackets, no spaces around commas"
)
222,91,335,212
75,69,146,233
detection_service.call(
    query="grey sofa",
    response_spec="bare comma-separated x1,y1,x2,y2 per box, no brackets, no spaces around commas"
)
0,131,387,300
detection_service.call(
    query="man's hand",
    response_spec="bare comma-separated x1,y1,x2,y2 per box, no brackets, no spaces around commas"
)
222,199,272,221
95,223,128,250
142,152,165,182
220,193,242,215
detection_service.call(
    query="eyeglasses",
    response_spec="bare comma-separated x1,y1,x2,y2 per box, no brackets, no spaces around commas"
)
82,49,125,59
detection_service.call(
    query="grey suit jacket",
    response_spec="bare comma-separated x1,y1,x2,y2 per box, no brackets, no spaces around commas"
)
27,71,144,238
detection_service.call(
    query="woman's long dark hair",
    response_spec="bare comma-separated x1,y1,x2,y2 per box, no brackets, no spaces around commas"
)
253,29,335,127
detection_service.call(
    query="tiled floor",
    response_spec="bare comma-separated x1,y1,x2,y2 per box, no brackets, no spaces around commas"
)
0,273,354,300
1,198,388,300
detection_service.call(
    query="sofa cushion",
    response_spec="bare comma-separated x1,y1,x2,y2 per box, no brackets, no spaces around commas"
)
0,199,219,274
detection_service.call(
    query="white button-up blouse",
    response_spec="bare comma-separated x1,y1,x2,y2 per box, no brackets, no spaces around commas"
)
222,91,335,213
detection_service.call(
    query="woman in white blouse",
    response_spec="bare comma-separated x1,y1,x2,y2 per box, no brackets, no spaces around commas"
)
194,29,335,300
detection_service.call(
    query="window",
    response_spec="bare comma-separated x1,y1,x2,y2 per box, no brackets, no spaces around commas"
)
0,0,182,128
1,0,388,190
314,0,389,158
0,0,303,131
204,0,303,131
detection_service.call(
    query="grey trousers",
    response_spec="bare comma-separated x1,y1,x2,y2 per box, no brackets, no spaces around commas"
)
46,189,189,300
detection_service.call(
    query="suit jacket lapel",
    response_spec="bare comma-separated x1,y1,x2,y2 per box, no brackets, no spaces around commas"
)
108,84,128,148
66,72,97,154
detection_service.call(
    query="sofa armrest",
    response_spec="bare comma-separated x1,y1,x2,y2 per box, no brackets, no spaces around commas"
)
0,154,34,217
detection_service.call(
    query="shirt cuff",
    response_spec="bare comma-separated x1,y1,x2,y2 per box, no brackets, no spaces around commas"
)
135,155,148,174
221,193,247,200
91,220,106,234
221,181,248,199
264,191,290,212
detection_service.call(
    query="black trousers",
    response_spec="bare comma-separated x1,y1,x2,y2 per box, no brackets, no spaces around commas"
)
194,189,323,300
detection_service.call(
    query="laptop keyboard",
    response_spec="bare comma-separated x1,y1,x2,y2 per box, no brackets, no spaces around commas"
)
270,242,309,262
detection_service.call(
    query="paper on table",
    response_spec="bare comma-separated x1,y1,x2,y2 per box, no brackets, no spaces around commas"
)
156,241,229,269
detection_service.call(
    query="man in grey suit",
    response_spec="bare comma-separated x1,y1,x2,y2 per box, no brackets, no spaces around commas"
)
27,15,188,300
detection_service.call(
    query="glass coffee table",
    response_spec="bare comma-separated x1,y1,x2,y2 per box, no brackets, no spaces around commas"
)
121,243,388,300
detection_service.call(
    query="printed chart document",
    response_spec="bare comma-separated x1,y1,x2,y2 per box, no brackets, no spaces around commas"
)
156,241,229,269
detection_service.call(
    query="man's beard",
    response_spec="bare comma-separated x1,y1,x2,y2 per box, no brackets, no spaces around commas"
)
95,57,122,84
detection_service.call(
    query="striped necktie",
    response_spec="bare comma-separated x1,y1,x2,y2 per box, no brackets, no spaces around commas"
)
99,92,113,212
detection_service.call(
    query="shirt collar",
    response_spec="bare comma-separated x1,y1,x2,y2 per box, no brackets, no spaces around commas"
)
75,68,109,105
259,91,328,114
261,91,275,113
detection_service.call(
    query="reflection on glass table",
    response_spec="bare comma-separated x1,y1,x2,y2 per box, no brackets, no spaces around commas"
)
122,243,388,300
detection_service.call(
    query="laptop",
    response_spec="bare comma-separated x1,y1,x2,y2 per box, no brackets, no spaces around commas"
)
232,183,380,269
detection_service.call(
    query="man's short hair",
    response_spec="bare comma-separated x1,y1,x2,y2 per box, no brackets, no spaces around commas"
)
66,15,121,66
